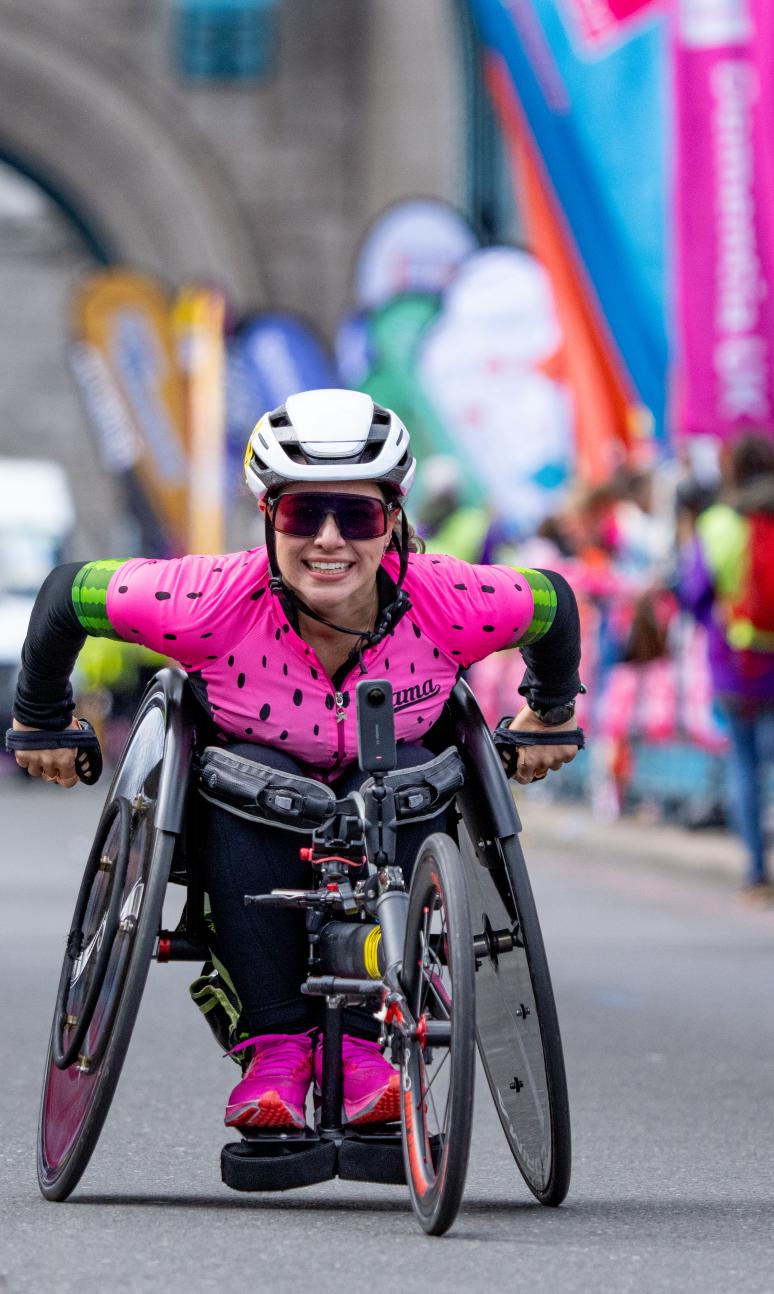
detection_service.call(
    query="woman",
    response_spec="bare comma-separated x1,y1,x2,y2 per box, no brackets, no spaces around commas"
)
679,433,774,899
10,389,582,1129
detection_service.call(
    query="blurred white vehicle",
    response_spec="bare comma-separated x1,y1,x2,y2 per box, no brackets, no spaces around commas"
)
0,459,75,729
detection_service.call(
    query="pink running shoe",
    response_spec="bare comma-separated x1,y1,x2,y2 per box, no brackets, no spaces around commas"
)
315,1034,400,1126
225,1033,313,1129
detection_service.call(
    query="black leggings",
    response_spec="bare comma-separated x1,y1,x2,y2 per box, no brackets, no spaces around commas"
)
199,742,446,1037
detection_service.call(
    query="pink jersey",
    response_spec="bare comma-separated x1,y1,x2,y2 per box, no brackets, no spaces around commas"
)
103,548,539,780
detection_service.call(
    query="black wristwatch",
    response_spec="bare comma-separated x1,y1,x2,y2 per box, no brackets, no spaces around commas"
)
528,700,576,726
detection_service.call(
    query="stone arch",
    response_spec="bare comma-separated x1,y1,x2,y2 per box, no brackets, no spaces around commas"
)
0,4,265,308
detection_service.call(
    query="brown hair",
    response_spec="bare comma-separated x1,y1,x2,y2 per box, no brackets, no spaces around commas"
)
725,433,774,491
380,488,425,553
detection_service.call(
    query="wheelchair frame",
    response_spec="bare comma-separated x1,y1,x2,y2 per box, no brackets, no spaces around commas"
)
36,667,571,1235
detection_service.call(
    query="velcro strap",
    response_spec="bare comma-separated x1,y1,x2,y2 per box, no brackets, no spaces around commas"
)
492,723,585,779
197,747,337,831
360,746,465,822
5,719,103,785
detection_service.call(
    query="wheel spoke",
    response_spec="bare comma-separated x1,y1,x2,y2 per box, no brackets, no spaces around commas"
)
421,1054,444,1138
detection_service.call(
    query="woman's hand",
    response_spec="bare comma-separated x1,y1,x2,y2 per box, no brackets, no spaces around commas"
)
506,708,580,785
11,718,82,788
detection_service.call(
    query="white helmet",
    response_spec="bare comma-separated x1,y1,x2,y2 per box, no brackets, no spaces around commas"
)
244,389,416,502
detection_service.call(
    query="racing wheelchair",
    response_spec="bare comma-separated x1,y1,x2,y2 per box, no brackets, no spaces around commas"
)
32,667,574,1236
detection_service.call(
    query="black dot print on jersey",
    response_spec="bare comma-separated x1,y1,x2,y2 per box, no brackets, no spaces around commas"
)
260,703,271,721
280,730,288,741
245,727,253,735
412,622,421,639
514,582,522,591
275,629,281,641
131,628,140,634
453,583,466,590
201,632,213,638
325,695,334,710
482,625,494,632
262,655,268,668
250,589,265,600
310,667,318,680
237,673,246,688
293,689,303,706
481,585,495,593
163,633,177,640
213,567,223,573
155,591,171,601
452,624,463,631
283,664,288,676
342,692,350,707
410,663,415,674
452,650,461,656
118,585,128,593
228,655,234,667
433,647,439,658
417,716,424,723
282,624,290,634
187,592,203,599
206,655,217,660
313,724,319,736
431,559,441,565
384,658,389,670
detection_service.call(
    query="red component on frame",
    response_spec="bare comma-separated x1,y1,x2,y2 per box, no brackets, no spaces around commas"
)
415,1014,428,1049
385,1001,404,1027
299,847,314,862
156,935,172,963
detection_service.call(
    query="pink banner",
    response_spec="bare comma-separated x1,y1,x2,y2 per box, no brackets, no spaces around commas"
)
673,0,774,440
561,0,659,48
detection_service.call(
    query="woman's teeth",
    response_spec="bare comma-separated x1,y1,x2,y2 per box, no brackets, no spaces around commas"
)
306,561,351,572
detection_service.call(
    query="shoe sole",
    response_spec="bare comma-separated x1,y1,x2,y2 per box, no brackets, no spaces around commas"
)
225,1090,305,1130
345,1073,401,1126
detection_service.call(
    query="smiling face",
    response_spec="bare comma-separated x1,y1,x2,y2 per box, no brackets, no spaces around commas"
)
271,479,398,626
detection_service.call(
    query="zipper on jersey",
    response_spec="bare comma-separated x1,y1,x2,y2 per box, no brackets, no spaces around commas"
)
334,690,346,762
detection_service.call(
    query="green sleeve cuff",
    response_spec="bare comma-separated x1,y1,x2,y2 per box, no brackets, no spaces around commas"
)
71,560,126,638
515,568,558,646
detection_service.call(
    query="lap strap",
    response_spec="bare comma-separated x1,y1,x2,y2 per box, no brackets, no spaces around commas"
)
197,747,337,831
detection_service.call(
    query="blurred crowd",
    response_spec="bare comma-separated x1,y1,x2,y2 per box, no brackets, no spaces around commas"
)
416,436,774,898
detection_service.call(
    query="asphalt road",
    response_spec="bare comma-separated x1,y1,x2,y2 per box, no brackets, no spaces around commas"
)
2,775,773,1293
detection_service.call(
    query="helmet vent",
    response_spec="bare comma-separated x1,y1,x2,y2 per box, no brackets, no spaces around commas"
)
269,412,291,428
371,410,391,426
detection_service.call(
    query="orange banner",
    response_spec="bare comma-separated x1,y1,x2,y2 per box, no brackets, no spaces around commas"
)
172,286,226,555
72,270,188,551
485,52,642,482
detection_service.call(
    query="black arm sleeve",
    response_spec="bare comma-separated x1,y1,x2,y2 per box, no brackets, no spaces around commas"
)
518,569,583,710
12,563,88,730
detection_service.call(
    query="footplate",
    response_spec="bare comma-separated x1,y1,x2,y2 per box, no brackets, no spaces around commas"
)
221,1129,405,1191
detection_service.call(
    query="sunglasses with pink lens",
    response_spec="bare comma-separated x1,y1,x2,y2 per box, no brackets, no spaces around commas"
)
270,492,393,541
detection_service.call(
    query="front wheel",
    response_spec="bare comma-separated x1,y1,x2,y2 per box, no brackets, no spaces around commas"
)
399,833,476,1236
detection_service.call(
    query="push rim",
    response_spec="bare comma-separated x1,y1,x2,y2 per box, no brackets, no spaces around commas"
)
37,683,179,1200
51,796,132,1070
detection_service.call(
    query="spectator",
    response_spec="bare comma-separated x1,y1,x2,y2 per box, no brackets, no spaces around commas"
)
679,433,774,900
